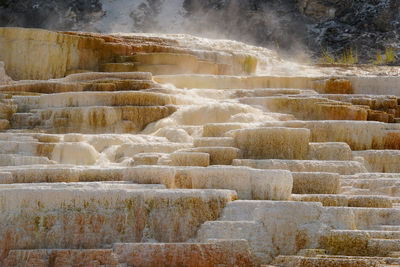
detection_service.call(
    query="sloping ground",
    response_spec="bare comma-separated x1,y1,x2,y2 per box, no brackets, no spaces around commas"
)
1,27,400,266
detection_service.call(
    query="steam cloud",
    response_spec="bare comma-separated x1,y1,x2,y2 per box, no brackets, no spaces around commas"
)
93,0,309,60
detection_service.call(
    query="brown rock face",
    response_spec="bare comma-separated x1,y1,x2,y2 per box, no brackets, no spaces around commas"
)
2,249,119,267
114,241,254,267
0,62,12,85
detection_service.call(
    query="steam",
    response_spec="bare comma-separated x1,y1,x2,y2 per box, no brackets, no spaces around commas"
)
94,0,310,61
95,0,187,33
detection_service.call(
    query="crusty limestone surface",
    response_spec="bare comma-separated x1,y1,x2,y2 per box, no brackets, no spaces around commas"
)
1,27,400,266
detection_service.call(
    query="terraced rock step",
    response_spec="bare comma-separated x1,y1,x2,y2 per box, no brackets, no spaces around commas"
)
3,240,254,266
291,194,393,208
0,165,292,200
2,249,119,266
1,27,400,266
13,91,177,109
273,255,386,267
233,159,367,175
113,240,254,266
0,183,236,254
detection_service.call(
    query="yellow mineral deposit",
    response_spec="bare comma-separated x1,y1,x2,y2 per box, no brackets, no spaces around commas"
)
0,27,400,266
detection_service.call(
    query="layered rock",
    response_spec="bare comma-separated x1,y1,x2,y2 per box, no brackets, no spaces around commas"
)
1,27,400,266
0,184,236,254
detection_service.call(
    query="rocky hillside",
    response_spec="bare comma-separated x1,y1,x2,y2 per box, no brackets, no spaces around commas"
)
1,0,399,63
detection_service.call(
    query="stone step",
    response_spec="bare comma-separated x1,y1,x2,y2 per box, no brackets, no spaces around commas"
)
380,226,400,231
369,239,400,257
354,150,400,173
178,146,241,165
115,143,192,160
323,207,400,230
292,172,340,194
153,74,344,91
202,122,256,137
364,231,400,240
342,173,400,180
12,91,176,110
341,179,400,197
0,119,9,131
113,240,254,266
1,249,119,266
291,194,392,208
9,112,41,129
240,96,369,121
256,120,400,150
197,221,270,265
193,137,235,147
316,255,400,265
132,152,163,166
100,62,137,72
115,53,198,67
273,255,384,267
11,106,175,134
0,140,51,156
297,248,327,257
1,72,155,94
233,159,367,175
197,221,260,242
308,142,353,161
345,76,400,96
0,154,56,166
101,62,220,75
321,230,400,257
388,251,400,258
340,188,379,196
231,88,318,97
0,165,293,200
0,181,166,190
119,44,251,75
171,166,292,200
0,184,236,250
322,94,399,112
328,229,400,241
0,166,139,184
229,127,311,160
170,151,210,167
82,79,158,91
136,64,192,75
202,120,400,151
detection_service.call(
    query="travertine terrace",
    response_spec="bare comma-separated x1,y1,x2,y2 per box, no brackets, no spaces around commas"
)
1,27,400,266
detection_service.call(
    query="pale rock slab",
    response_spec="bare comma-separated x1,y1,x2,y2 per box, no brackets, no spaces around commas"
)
193,137,235,147
181,146,241,165
170,152,210,167
308,142,353,161
291,194,392,208
233,159,367,175
230,127,310,160
51,142,100,165
354,150,400,173
174,166,293,200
